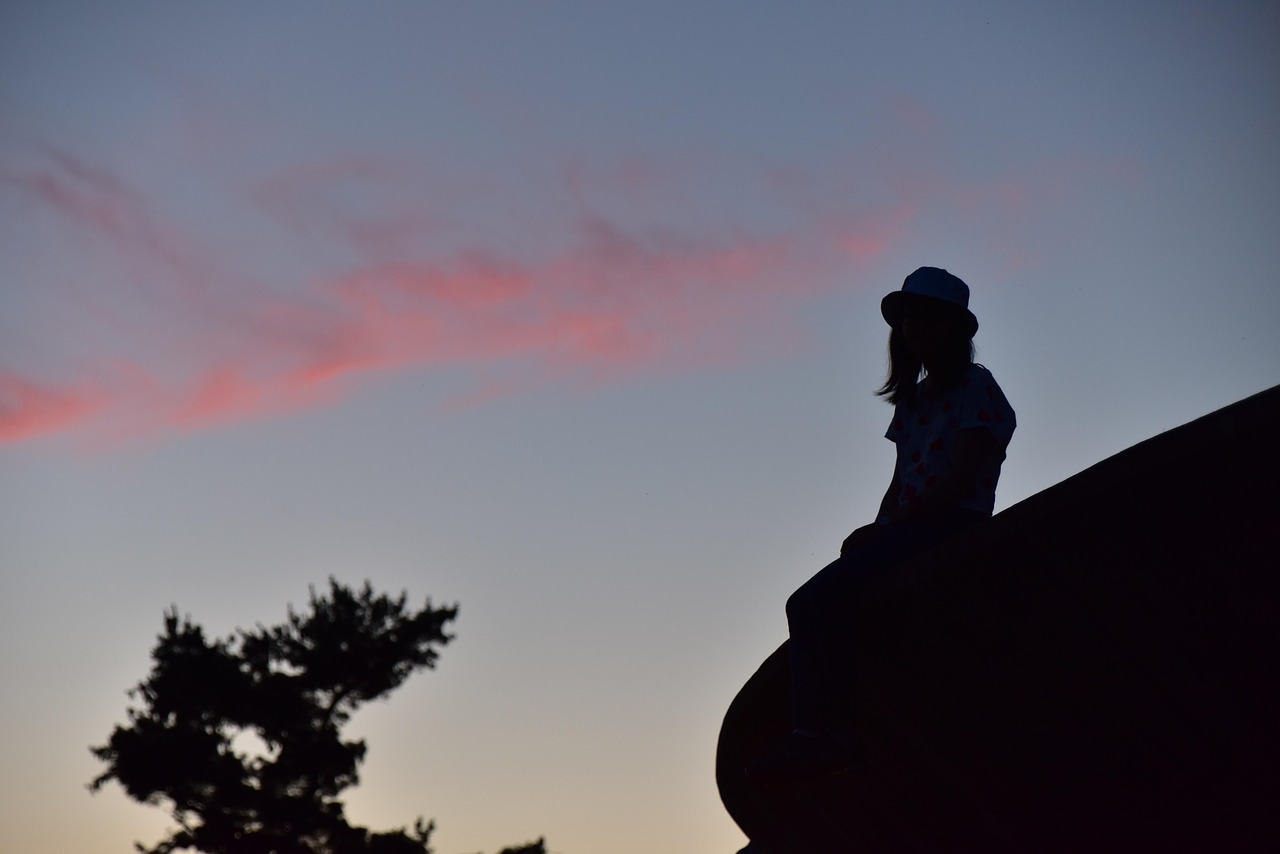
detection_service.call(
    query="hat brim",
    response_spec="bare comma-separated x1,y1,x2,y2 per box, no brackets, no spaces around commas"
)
881,292,978,338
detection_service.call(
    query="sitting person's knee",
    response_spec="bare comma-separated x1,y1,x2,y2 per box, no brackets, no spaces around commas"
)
786,577,828,625
787,570,838,624
785,587,810,624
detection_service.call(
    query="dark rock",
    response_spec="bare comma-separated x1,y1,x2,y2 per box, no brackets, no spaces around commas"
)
717,384,1280,853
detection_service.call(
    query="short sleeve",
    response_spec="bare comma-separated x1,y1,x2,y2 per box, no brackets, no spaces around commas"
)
885,405,908,444
956,367,1016,448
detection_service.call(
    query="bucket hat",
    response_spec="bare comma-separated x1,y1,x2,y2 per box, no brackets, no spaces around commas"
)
881,266,979,338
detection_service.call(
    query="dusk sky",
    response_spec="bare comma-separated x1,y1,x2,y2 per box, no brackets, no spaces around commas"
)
2,2,1278,852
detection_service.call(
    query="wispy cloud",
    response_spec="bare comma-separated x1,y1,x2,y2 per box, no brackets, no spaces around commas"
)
2,132,1087,449
0,373,105,444
4,147,214,304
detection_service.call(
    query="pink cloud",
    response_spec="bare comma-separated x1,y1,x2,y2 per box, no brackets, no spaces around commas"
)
1,146,918,448
2,89,1142,451
5,148,213,304
0,230,808,446
829,202,917,262
249,155,451,259
167,365,267,430
0,373,104,443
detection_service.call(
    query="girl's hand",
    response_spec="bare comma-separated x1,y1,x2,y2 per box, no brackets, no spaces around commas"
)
841,524,882,556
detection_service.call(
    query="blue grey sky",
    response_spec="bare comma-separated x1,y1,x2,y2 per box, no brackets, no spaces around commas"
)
2,2,1278,852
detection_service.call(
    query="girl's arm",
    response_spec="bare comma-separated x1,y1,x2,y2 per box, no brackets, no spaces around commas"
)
843,467,902,554
875,467,902,524
884,427,997,524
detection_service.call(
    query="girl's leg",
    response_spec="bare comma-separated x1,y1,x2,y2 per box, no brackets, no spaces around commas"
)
786,529,896,736
785,511,984,736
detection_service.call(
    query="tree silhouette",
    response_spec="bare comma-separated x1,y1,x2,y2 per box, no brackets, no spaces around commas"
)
90,578,544,854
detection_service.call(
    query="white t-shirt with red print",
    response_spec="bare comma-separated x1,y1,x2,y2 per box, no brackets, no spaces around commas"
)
884,363,1016,516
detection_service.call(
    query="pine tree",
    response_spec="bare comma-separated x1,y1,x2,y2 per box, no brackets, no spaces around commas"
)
90,579,543,854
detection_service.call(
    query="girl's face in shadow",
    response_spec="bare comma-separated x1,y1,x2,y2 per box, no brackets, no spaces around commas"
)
901,298,964,362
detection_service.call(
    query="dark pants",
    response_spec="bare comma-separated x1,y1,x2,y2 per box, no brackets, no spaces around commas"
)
785,508,985,735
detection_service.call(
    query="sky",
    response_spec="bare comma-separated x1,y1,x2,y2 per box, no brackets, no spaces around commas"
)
1,1,1278,852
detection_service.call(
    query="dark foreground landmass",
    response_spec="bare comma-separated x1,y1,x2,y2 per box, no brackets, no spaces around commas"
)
718,384,1280,853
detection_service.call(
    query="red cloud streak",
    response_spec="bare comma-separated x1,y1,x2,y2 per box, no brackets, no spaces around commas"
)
1,149,920,448
0,374,105,444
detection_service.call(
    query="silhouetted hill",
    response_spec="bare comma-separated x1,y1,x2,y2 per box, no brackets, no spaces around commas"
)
718,384,1280,852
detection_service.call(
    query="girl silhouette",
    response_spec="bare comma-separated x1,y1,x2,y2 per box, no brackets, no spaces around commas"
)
753,266,1016,782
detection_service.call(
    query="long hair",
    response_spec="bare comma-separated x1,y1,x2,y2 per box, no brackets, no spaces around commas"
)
876,325,976,406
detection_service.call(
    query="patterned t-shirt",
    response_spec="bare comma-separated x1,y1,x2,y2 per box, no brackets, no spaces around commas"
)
884,363,1016,516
